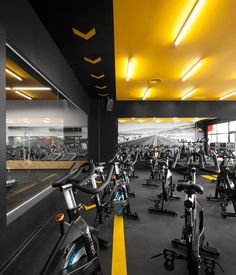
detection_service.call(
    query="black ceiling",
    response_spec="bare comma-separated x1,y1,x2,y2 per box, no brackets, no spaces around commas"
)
30,0,116,99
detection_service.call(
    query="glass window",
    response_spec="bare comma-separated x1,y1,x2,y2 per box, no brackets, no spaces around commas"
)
230,133,235,143
217,134,228,142
217,122,228,133
212,124,217,134
6,45,87,221
211,134,217,142
230,120,236,131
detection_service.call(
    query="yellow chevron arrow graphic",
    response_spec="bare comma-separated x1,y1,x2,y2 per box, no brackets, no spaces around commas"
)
90,74,105,79
84,56,101,64
98,93,109,97
95,85,107,89
72,27,96,40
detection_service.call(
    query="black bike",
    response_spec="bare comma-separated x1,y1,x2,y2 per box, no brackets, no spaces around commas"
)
41,162,107,275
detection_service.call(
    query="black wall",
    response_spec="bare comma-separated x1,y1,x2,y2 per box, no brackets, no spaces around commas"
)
88,98,117,162
0,0,90,270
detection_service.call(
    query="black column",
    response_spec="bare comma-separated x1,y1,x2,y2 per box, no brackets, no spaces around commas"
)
0,24,6,229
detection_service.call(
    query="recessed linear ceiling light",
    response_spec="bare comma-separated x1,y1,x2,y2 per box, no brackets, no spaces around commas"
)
5,68,23,81
143,88,151,100
5,87,11,90
220,90,236,100
181,88,196,100
15,90,32,100
13,87,51,91
182,59,203,81
174,0,205,46
126,58,133,81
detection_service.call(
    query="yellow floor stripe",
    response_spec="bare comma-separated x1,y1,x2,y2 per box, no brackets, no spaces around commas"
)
111,215,127,275
41,173,57,182
84,204,96,210
202,175,217,181
11,182,38,197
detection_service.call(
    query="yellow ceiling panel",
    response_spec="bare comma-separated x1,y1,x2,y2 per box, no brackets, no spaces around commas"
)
113,0,236,101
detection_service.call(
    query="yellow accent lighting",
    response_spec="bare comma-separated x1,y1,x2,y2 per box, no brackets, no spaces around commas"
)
15,90,32,100
126,58,133,81
142,88,151,100
174,0,205,46
220,90,236,100
182,59,203,81
181,88,196,100
13,87,51,91
5,68,22,81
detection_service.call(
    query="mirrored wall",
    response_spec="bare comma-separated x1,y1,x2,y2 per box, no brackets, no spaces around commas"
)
6,45,88,216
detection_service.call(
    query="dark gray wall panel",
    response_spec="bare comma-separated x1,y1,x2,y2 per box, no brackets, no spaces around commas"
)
0,0,90,114
0,24,6,229
0,0,90,270
114,101,236,117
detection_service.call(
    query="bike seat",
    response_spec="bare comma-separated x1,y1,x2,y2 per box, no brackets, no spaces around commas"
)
95,162,106,166
177,183,204,195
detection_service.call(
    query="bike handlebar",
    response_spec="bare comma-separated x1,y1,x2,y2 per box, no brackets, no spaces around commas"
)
73,164,115,195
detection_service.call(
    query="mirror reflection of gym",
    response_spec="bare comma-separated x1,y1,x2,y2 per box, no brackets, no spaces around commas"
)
6,47,88,218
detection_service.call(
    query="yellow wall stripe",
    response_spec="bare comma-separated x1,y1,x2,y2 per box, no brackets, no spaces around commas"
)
112,215,127,275
11,182,38,197
41,173,57,182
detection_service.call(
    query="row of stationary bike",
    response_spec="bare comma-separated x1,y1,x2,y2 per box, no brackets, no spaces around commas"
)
141,143,229,275
41,149,140,275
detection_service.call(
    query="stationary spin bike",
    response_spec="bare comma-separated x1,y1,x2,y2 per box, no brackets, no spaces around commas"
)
41,162,104,275
153,167,222,275
148,157,180,216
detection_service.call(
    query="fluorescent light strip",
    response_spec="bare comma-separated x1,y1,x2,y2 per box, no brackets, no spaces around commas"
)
15,90,32,100
220,90,236,100
13,87,51,90
7,186,52,216
182,59,203,81
143,88,151,100
181,88,196,100
174,0,205,46
126,58,133,81
6,42,86,117
5,87,11,90
5,68,22,81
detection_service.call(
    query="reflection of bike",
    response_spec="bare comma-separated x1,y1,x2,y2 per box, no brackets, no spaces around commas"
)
6,168,16,195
